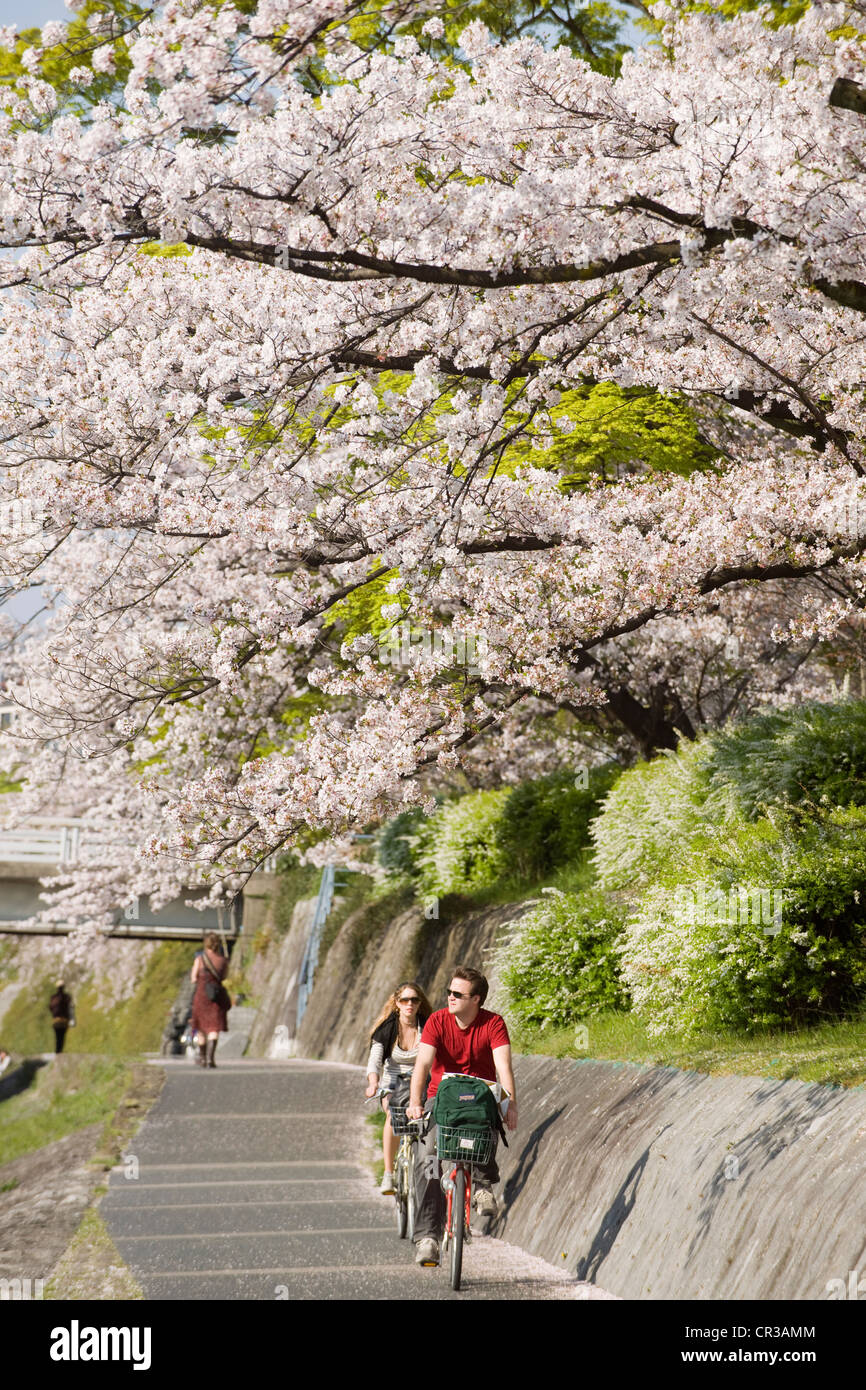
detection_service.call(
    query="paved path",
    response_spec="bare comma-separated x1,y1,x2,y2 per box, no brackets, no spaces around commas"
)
102,1058,612,1301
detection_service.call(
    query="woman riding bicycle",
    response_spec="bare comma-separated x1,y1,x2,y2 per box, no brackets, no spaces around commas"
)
365,981,432,1194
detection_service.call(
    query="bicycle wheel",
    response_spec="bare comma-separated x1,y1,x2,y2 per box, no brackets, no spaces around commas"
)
395,1153,408,1239
406,1144,417,1242
450,1167,465,1291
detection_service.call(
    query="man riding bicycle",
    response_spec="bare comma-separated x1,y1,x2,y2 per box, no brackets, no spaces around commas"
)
407,964,518,1268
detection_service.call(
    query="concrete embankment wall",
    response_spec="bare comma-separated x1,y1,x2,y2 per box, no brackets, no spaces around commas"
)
247,884,866,1298
294,901,527,1062
497,1055,866,1300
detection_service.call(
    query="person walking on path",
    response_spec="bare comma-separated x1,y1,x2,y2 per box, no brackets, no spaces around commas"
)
48,980,73,1054
190,933,230,1068
364,980,433,1194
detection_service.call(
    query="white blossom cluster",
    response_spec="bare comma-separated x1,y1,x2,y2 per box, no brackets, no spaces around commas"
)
0,1,865,928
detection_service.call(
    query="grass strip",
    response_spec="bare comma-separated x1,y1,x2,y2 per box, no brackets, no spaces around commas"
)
0,1055,134,1165
514,1010,866,1088
45,1207,144,1301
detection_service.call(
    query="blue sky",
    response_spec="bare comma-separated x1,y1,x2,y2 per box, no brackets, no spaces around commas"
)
0,0,69,25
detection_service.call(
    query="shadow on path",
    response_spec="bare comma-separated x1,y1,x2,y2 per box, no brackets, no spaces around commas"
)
0,1057,47,1104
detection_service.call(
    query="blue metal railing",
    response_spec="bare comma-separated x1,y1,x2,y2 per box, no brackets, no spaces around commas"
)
294,838,374,1025
296,864,336,1024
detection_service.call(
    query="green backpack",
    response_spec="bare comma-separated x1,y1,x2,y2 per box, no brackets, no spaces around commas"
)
431,1074,506,1160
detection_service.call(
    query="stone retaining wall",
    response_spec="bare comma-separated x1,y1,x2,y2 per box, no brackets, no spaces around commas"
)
494,1055,866,1300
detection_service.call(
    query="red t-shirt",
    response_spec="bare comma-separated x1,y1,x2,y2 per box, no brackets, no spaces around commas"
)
421,1007,510,1098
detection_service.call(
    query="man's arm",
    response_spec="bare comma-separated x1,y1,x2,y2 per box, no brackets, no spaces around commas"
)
408,1042,436,1117
493,1043,518,1131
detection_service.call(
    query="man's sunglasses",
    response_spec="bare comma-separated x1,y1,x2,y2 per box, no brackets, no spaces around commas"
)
447,989,469,999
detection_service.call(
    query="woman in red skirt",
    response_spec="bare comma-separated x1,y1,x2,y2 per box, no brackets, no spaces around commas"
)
190,932,230,1068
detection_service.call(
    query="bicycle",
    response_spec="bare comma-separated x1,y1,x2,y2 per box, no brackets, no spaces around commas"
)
388,1099,421,1239
437,1121,496,1291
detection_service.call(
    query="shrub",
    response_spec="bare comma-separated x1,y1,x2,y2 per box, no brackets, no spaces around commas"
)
414,789,510,899
590,737,716,892
378,764,623,894
496,887,630,1030
620,805,866,1036
495,763,621,883
377,808,428,881
702,699,866,818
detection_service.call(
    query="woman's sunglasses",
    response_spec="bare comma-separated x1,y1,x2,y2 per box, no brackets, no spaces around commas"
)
398,996,420,1004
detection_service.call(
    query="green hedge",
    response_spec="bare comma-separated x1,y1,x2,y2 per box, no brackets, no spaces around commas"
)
496,887,630,1030
378,763,622,897
702,700,866,817
376,808,428,881
620,805,866,1036
597,699,866,1036
414,789,511,898
495,764,621,883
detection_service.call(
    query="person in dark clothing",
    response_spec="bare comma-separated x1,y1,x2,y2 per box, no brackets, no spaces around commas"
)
48,981,72,1054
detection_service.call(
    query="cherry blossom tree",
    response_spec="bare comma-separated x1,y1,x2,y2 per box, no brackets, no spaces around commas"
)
0,0,865,931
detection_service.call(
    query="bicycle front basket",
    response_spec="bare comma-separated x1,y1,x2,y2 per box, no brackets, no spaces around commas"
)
436,1124,494,1165
389,1102,416,1136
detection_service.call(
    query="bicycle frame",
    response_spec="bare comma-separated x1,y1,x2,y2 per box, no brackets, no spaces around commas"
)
443,1161,472,1236
441,1158,474,1289
393,1122,421,1240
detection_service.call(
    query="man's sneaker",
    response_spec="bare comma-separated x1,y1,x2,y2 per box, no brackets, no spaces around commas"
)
415,1238,440,1267
380,1171,396,1195
474,1188,497,1216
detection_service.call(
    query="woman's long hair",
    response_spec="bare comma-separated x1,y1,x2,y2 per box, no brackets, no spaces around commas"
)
369,981,433,1038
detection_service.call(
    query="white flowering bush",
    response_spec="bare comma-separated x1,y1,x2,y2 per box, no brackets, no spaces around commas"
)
590,738,720,891
701,700,866,818
414,788,510,898
621,806,866,1036
495,887,629,1030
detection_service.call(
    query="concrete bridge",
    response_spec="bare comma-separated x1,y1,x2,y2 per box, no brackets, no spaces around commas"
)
0,819,274,941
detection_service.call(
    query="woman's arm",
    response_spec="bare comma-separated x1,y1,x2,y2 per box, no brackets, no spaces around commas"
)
365,1040,385,1097
190,954,201,982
